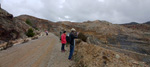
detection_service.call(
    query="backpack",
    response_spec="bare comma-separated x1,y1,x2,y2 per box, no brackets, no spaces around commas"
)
66,36,70,43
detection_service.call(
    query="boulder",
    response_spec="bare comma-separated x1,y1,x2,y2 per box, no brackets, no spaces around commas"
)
0,42,7,50
23,38,32,43
32,36,38,40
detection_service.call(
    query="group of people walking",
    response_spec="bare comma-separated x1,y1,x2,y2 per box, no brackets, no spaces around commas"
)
60,28,79,60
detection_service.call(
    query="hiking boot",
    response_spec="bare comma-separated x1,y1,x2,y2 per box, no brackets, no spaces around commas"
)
63,50,66,52
61,50,64,52
61,50,66,52
68,58,72,61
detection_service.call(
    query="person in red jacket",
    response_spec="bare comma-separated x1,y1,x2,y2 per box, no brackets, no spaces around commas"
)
61,31,67,52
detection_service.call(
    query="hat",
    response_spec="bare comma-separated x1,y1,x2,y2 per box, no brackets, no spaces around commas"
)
71,28,76,31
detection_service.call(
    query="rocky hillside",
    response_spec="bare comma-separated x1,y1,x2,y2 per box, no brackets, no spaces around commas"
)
15,15,62,33
73,42,147,67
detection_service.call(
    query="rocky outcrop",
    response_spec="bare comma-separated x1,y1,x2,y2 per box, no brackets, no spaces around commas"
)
0,8,40,50
0,8,20,42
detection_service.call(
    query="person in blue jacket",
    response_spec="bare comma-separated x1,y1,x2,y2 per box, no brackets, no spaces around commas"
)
68,28,79,60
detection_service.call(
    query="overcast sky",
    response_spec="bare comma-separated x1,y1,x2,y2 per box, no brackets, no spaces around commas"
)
0,0,150,24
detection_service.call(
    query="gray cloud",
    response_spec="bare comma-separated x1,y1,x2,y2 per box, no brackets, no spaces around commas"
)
1,0,150,24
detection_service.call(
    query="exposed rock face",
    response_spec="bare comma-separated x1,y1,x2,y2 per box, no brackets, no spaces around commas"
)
0,8,46,44
73,42,148,67
0,8,19,42
86,35,102,45
0,8,36,50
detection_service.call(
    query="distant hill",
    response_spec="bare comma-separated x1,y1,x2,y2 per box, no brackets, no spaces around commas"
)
15,15,62,33
122,22,139,25
121,21,150,32
144,21,150,25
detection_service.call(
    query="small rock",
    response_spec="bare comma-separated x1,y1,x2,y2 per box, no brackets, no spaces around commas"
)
23,38,31,43
139,63,144,67
32,36,38,40
13,39,24,45
0,42,7,48
132,61,139,65
115,54,120,59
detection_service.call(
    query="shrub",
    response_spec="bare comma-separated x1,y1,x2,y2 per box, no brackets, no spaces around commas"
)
78,32,87,42
26,28,35,37
26,19,32,26
35,27,39,30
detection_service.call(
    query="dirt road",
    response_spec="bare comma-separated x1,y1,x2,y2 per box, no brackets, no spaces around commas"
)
0,33,73,67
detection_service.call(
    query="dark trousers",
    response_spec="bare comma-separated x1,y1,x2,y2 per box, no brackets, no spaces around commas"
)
68,44,74,59
46,33,48,35
61,44,65,51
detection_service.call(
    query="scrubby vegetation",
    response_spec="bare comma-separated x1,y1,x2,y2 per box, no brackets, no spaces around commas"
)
26,28,35,37
34,27,39,30
26,19,32,26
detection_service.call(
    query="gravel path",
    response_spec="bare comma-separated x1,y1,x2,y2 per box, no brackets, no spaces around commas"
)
0,33,73,67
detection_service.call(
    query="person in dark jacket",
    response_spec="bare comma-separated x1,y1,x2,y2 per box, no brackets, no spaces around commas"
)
68,28,79,60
